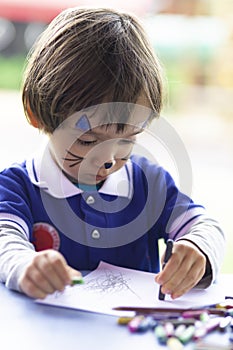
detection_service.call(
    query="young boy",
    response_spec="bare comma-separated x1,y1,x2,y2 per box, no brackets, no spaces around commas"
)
0,7,225,300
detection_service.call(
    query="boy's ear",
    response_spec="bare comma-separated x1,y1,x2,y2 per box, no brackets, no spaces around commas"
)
26,102,39,129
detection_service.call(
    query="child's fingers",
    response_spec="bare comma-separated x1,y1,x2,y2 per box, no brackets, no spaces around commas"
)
155,256,183,295
19,273,49,299
44,250,71,285
33,250,70,291
155,240,206,298
157,261,204,299
19,264,55,299
170,257,206,299
167,261,200,297
66,266,83,283
19,250,72,298
155,246,183,285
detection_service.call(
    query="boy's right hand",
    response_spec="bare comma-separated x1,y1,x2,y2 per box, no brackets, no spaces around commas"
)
19,249,82,299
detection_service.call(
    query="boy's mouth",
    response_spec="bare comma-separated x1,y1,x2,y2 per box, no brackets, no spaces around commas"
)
95,174,107,182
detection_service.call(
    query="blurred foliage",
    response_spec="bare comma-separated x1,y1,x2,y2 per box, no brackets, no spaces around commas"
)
0,55,25,90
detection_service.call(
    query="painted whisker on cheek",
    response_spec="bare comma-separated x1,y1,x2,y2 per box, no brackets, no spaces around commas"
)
62,157,82,161
62,149,84,168
66,150,84,159
67,160,83,168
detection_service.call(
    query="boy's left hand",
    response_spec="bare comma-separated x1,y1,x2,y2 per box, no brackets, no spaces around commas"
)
155,240,206,299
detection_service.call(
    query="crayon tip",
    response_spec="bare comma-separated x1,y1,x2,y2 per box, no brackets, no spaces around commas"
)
71,276,84,285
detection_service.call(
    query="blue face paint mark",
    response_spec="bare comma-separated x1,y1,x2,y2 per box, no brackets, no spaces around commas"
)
75,114,91,131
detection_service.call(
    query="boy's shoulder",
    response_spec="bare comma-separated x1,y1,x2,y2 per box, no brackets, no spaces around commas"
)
0,158,42,206
130,154,175,188
0,160,31,186
0,160,27,175
130,154,165,176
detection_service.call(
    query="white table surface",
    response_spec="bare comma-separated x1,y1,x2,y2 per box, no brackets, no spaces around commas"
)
1,274,233,350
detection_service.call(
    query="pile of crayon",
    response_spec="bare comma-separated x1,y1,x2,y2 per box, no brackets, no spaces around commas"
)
116,300,233,349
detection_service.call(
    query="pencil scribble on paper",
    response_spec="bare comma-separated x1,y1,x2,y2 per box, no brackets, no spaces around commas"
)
83,269,142,299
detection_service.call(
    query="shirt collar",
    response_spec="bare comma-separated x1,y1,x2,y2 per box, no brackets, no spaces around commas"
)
26,142,133,199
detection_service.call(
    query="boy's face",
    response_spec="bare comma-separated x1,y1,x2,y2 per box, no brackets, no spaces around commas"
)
49,101,153,185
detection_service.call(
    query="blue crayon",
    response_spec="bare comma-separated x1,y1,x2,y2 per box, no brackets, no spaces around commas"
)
128,316,156,333
154,324,167,344
137,316,157,332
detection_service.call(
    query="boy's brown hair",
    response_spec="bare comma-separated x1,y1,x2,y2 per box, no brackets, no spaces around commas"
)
22,7,164,133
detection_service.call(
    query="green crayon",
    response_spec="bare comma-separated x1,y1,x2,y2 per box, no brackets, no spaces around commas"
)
71,276,84,285
178,325,195,344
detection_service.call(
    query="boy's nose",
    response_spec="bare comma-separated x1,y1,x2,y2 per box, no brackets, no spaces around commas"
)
104,162,113,169
92,156,116,170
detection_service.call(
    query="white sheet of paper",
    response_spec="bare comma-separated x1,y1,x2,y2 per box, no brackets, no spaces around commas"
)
36,261,225,316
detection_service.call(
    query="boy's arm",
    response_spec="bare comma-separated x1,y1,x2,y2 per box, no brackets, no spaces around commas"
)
0,224,82,299
0,224,37,291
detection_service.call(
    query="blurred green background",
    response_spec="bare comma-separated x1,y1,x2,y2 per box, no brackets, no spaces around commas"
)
0,0,233,273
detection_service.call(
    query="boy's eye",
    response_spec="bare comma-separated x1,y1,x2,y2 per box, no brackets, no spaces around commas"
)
76,139,98,146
